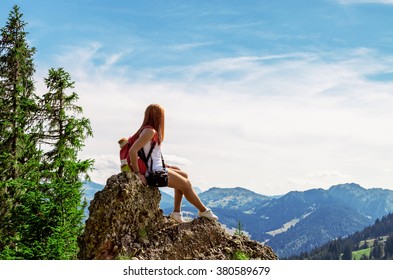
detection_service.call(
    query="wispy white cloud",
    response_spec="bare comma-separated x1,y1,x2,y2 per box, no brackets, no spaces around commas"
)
164,154,193,167
166,41,216,52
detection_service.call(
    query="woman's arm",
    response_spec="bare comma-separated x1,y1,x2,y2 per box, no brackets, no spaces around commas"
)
129,127,155,185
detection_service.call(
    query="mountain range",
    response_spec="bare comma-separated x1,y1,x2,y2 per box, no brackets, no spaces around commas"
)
83,180,393,258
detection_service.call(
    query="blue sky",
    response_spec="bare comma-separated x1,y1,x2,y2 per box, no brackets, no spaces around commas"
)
1,0,393,195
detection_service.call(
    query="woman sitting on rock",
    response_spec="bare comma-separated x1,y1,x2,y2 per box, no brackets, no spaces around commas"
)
129,104,218,223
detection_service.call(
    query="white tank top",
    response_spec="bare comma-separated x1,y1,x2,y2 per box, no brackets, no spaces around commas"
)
142,141,164,172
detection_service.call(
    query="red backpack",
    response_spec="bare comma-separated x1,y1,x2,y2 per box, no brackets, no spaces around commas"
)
119,126,157,176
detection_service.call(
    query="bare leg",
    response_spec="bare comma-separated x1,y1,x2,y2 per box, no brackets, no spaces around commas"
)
173,189,183,212
168,167,187,212
167,169,207,212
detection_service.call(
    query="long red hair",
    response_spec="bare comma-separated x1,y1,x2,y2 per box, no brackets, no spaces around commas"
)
138,104,165,145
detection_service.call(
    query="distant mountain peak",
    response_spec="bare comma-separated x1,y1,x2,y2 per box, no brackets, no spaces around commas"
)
329,183,363,191
205,186,267,197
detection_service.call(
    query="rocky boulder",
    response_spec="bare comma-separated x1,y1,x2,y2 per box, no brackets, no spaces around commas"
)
78,172,277,260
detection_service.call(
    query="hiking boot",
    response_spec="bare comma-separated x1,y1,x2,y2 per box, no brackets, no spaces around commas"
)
170,212,185,223
198,209,218,221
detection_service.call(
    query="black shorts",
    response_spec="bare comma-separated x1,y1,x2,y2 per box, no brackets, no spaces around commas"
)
146,170,168,188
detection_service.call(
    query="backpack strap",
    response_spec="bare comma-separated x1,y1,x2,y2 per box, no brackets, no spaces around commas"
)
137,126,160,174
138,141,156,173
160,152,165,169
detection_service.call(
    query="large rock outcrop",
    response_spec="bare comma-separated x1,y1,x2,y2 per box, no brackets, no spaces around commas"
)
78,172,277,260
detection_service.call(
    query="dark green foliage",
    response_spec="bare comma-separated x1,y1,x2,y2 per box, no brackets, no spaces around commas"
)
342,243,353,260
231,250,249,260
234,220,244,236
0,6,93,259
0,5,41,256
39,67,93,259
0,5,39,180
384,234,393,259
370,239,383,259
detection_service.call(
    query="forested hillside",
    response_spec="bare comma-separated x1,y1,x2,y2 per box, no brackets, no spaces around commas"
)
289,213,393,260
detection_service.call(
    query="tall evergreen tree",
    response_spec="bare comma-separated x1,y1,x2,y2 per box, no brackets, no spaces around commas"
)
37,67,93,259
384,234,393,259
0,4,39,180
370,239,383,260
342,243,353,260
0,5,41,258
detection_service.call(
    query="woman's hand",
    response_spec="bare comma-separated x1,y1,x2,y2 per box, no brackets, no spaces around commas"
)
166,165,180,170
138,173,147,185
